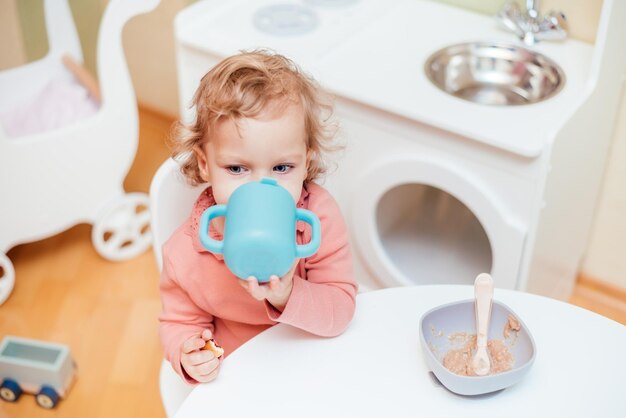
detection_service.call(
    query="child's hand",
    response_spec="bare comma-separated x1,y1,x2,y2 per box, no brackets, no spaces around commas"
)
239,262,298,312
180,329,221,383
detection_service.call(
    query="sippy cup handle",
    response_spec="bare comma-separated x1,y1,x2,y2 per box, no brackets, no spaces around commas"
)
295,208,321,258
199,205,227,254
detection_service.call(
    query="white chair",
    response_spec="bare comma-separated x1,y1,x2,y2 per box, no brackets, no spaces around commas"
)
0,0,161,305
149,157,205,417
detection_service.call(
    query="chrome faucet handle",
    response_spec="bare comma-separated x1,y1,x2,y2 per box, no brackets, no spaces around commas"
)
496,1,568,45
536,10,568,40
496,2,525,38
526,0,540,21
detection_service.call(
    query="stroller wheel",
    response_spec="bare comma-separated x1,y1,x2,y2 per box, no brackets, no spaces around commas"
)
0,253,15,305
92,193,152,261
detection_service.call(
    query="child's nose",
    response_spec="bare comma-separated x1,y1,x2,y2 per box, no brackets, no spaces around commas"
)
251,171,272,182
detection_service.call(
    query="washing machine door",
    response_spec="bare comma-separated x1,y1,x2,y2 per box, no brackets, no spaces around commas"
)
351,157,526,289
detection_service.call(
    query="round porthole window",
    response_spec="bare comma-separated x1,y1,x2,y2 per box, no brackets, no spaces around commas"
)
350,157,526,290
375,183,492,286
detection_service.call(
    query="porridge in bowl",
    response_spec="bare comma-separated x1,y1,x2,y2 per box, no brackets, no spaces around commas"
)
419,300,535,396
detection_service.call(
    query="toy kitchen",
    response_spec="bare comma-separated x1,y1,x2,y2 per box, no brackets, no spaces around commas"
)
172,0,626,301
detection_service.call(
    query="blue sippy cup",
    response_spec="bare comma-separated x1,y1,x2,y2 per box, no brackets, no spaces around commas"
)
198,178,321,282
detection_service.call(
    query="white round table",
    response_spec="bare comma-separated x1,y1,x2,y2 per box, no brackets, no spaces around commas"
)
174,285,626,417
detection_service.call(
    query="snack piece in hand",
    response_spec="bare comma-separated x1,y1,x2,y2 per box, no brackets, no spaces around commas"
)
202,339,224,358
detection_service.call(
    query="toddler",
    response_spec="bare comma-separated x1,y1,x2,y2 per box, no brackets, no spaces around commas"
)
159,50,357,384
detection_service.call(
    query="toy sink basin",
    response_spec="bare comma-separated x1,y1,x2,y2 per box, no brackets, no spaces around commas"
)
424,42,565,106
419,299,536,396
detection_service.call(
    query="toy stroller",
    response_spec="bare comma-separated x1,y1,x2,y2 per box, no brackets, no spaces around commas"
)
0,0,161,305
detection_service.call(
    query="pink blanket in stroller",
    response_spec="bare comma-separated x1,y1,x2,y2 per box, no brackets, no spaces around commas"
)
0,75,99,138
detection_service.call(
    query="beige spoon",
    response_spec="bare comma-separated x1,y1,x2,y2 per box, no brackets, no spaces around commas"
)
472,272,494,376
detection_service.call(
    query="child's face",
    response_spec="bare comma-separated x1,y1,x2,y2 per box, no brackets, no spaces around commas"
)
195,101,309,205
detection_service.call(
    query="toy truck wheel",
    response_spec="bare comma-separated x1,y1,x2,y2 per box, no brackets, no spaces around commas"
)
35,386,59,409
0,379,22,402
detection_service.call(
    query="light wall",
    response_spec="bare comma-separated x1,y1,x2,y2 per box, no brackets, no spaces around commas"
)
0,0,27,66
1,0,624,290
583,91,626,289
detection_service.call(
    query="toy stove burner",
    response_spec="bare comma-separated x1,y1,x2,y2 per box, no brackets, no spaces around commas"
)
253,4,319,36
304,0,361,7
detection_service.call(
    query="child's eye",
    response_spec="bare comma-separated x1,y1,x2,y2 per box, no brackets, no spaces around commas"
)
273,164,293,173
226,166,246,175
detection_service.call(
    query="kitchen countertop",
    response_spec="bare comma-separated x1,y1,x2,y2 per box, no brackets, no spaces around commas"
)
315,0,594,158
175,0,595,158
175,0,399,72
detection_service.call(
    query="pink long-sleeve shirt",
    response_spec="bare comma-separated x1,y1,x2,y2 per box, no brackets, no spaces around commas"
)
159,181,357,383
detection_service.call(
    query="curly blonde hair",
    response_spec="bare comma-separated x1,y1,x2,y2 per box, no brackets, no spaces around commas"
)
170,49,339,186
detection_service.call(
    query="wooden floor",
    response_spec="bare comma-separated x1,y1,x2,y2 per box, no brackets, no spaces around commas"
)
1,108,625,418
569,275,626,326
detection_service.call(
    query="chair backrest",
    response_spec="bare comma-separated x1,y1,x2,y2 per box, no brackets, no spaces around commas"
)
149,158,205,271
150,158,204,417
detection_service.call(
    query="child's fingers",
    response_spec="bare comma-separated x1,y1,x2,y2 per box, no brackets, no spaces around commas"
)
242,276,293,301
195,357,220,375
183,356,220,382
246,276,262,296
201,329,213,341
237,277,256,291
269,275,280,291
182,335,205,354
195,361,221,383
187,349,216,366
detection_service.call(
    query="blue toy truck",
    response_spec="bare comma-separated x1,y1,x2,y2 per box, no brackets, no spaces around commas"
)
0,335,77,409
